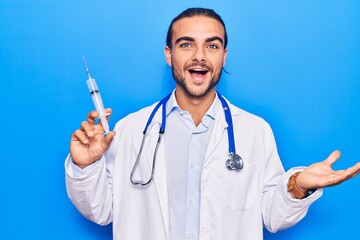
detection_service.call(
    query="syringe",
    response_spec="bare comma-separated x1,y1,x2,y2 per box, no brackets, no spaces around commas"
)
82,56,110,134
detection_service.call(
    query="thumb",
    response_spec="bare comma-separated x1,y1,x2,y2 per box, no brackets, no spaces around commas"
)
105,108,112,121
104,131,116,144
323,150,341,166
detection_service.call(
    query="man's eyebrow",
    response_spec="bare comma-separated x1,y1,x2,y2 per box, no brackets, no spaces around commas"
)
205,36,224,45
174,36,195,45
174,36,224,46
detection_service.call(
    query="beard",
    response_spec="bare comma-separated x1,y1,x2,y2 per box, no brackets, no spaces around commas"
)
171,63,222,98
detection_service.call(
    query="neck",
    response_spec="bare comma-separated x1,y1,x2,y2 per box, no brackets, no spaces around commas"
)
174,88,216,126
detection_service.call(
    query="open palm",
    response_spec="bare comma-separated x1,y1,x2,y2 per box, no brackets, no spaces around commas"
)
296,150,360,193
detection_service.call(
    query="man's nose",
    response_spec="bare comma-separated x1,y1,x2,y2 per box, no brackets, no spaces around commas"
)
191,47,206,62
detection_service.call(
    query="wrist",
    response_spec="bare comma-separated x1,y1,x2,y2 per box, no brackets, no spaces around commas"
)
71,158,92,169
287,172,315,199
74,163,91,169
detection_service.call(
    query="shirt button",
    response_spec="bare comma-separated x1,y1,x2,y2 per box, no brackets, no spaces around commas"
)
188,233,193,239
179,110,184,115
191,162,195,168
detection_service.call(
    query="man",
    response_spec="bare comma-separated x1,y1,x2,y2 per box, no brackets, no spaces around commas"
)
65,8,360,240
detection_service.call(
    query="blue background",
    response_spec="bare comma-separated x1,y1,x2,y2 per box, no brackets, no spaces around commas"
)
1,0,359,239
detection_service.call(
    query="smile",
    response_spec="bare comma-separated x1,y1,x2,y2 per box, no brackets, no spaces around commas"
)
189,68,208,75
186,65,211,80
189,68,208,80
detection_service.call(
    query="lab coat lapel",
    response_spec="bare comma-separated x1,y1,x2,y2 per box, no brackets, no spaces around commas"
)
204,102,228,161
145,109,170,239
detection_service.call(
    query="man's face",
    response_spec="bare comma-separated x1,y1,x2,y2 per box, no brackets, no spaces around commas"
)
165,16,228,98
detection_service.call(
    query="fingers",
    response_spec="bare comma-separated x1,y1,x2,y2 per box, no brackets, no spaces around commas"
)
343,162,360,179
105,108,112,121
73,108,115,142
73,109,113,143
87,108,112,123
328,170,358,187
72,129,91,144
86,108,112,129
87,110,101,124
73,119,102,144
105,131,116,144
324,160,360,187
323,150,341,166
80,120,96,138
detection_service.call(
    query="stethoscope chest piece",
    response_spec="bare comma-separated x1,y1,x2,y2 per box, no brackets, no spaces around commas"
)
226,153,244,170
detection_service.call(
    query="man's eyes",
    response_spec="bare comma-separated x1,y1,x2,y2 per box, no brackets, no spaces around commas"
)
207,44,219,49
178,42,220,49
180,42,192,48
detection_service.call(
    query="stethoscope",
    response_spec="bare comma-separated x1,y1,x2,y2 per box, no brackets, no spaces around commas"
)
130,92,244,186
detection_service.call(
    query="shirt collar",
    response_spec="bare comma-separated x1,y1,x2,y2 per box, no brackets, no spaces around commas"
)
165,90,219,121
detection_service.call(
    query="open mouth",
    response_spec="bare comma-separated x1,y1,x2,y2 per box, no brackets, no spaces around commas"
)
188,68,209,79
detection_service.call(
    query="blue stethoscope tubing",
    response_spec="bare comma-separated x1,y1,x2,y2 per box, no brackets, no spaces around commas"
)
130,92,243,186
217,92,236,155
217,92,244,171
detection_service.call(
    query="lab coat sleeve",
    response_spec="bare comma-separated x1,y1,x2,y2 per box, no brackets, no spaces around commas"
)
260,124,323,233
66,156,100,177
65,142,116,225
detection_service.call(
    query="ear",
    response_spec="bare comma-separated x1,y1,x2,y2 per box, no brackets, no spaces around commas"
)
223,48,228,67
164,46,172,67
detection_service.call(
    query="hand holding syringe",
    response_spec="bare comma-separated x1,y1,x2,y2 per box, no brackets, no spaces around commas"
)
82,56,110,134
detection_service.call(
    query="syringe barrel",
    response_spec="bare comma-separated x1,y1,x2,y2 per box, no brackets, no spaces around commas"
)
87,78,105,114
86,78,110,133
99,115,110,134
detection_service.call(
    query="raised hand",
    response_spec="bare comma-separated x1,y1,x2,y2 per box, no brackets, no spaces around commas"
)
295,150,360,193
70,108,116,169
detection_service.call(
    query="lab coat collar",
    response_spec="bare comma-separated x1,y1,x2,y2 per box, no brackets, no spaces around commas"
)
204,96,229,161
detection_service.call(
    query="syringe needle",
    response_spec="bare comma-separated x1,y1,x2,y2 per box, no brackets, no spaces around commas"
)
82,56,92,79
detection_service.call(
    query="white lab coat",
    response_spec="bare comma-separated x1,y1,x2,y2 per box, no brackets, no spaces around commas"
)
65,98,322,240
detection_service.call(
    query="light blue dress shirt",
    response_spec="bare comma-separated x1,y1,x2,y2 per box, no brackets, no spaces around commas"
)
164,93,219,240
